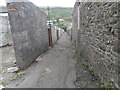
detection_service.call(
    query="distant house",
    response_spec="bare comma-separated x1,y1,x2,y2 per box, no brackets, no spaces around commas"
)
59,19,64,21
0,7,7,13
0,7,8,16
47,20,53,25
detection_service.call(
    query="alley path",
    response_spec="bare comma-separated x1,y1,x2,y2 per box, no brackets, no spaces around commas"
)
6,32,76,88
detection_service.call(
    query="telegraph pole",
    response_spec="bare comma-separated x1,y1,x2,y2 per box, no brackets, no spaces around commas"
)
47,6,51,27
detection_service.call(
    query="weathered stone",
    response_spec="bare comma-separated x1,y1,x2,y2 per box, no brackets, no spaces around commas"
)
7,67,19,73
72,1,119,88
98,44,106,51
112,40,120,54
109,3,117,16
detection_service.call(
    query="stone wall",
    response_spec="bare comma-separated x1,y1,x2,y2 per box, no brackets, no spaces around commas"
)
0,15,12,47
72,2,79,43
72,1,119,88
7,2,48,69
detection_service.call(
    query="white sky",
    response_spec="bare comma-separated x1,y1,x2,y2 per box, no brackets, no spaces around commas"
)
0,0,76,7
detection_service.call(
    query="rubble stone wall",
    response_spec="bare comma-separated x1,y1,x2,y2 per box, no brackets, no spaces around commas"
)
73,2,119,88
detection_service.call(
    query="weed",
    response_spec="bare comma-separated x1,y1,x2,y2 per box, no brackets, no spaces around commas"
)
17,72,24,78
99,32,104,36
100,81,112,89
81,60,91,69
10,72,24,81
10,77,16,81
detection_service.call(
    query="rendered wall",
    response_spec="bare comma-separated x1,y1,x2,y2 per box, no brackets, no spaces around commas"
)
0,15,12,47
7,2,48,69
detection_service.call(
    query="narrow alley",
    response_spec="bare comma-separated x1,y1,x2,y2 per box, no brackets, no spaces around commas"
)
1,0,119,89
6,32,76,88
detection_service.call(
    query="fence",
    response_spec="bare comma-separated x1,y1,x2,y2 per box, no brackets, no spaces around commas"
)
48,26,64,46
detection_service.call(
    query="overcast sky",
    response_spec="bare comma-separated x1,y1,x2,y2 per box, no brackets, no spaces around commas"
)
0,0,76,7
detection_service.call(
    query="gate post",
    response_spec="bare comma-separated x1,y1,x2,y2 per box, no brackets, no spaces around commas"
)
48,26,53,47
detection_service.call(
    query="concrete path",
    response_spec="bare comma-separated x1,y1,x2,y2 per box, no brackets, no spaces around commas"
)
6,32,76,88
